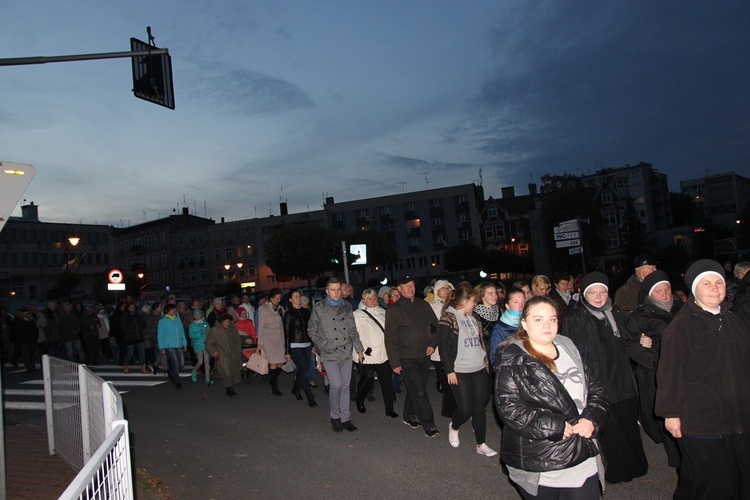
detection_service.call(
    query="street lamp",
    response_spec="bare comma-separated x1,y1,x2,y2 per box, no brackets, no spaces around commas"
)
54,229,81,271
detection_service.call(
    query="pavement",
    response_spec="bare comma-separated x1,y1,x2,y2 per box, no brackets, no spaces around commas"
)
3,364,680,499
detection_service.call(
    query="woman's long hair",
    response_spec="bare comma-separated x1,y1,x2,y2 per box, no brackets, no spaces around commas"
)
442,286,477,315
512,296,558,372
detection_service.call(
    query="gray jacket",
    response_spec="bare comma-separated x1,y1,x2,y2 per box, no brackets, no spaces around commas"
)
308,299,363,363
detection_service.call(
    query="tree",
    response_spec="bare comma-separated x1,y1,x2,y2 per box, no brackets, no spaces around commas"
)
444,243,482,272
620,199,649,264
264,219,339,294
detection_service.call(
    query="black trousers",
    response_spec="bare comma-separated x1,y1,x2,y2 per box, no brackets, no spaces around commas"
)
675,433,750,500
450,369,489,444
356,361,395,413
400,356,435,430
519,473,600,500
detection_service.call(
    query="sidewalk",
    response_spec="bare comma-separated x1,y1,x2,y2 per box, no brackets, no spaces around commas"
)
4,421,75,499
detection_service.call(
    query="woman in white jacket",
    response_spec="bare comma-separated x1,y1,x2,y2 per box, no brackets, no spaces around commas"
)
353,289,398,418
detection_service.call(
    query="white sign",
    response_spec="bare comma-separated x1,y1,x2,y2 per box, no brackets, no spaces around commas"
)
554,224,579,234
560,218,578,226
555,239,581,248
107,283,126,291
553,231,580,241
568,246,583,255
350,243,367,265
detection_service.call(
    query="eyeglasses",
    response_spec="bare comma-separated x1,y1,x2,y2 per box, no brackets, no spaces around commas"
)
585,291,608,298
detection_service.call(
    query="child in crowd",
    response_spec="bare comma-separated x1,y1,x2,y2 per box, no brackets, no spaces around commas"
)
189,309,211,383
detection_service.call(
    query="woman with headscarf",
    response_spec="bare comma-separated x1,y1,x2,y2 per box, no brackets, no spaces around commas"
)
429,280,457,418
625,270,681,467
562,272,647,483
656,260,750,499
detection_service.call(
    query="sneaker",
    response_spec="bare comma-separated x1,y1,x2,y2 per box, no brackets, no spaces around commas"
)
191,373,197,383
448,422,460,448
205,378,214,384
425,428,440,438
402,419,420,429
476,443,497,457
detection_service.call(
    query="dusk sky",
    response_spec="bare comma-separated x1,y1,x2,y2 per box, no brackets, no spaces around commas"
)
2,1,748,227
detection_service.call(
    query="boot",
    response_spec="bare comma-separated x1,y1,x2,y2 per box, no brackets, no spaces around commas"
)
123,365,129,374
292,385,303,400
140,364,149,374
269,368,282,396
304,388,317,407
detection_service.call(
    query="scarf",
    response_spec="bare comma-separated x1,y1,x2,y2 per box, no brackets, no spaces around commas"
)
557,288,572,305
582,298,621,338
647,295,674,313
326,297,342,307
473,304,499,323
499,308,522,327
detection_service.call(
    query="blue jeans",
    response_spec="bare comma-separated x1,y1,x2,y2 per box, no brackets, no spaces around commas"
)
65,339,83,363
124,342,145,366
164,348,185,386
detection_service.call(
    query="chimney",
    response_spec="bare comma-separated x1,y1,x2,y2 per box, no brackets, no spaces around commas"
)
528,183,537,196
182,207,189,216
280,202,288,216
221,217,225,224
21,201,39,221
325,196,335,205
501,186,515,199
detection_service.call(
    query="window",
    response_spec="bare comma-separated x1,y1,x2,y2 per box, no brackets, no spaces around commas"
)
404,202,415,211
418,256,428,267
406,258,415,268
487,205,498,218
431,255,441,266
455,194,468,205
601,191,613,203
333,212,345,222
431,217,444,226
215,249,221,261
405,218,421,230
226,248,232,259
603,211,617,226
605,234,620,248
407,236,420,248
161,251,167,264
355,209,369,218
429,198,443,208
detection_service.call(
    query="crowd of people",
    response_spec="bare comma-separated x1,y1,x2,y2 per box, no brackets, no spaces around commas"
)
2,257,750,498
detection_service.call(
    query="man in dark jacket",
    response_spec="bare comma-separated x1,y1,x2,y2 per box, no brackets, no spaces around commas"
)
384,275,440,437
614,254,658,319
12,306,38,373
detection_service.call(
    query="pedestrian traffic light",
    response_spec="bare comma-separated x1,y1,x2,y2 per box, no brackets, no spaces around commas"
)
130,37,174,109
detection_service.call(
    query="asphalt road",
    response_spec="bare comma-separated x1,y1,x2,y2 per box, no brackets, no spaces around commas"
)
119,368,678,499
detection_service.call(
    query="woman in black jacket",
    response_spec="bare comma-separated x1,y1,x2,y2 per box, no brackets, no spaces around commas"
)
562,272,647,484
495,296,608,499
283,289,316,407
625,270,681,467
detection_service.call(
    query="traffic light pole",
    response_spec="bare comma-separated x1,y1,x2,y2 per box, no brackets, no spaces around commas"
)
0,49,168,66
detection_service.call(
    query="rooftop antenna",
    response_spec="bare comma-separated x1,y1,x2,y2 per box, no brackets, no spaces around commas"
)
143,210,147,222
421,171,431,190
396,182,406,194
203,200,207,217
183,193,186,205
478,168,483,186
254,205,257,218
269,202,272,216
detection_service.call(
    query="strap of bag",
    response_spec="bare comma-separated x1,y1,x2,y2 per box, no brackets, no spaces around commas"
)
361,309,385,333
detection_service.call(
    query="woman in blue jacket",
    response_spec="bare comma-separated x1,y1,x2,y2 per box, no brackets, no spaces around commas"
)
157,303,188,389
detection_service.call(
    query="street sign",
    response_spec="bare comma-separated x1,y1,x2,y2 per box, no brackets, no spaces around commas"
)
555,239,581,248
568,246,583,255
560,218,578,226
553,231,580,241
131,37,175,109
554,224,579,234
108,269,124,284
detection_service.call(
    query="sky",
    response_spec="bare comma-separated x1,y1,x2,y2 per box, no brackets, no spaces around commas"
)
1,1,748,227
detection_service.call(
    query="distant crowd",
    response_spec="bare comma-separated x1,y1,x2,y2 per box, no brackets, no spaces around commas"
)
2,257,750,499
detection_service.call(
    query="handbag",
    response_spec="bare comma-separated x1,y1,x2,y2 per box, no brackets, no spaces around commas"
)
281,358,296,374
247,350,269,375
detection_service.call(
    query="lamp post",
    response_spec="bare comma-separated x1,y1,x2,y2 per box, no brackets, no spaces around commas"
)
54,228,80,301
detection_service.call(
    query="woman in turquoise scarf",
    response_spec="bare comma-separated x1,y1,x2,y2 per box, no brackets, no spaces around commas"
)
488,288,526,365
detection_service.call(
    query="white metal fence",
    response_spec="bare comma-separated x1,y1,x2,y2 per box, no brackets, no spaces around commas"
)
42,355,133,499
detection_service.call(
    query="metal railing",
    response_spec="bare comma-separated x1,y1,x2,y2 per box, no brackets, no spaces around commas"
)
58,420,132,500
42,355,132,499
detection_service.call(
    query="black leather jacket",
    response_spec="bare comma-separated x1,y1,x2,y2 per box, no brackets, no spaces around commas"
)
494,336,609,473
284,306,311,354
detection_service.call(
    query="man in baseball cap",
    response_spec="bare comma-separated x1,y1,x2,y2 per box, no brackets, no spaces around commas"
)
614,253,659,318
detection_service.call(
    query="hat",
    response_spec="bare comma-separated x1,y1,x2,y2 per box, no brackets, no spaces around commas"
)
633,254,659,268
217,313,233,323
580,272,609,296
433,280,454,293
47,302,57,309
684,259,725,297
193,309,203,317
213,297,223,305
397,275,415,286
378,286,391,299
641,270,670,297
